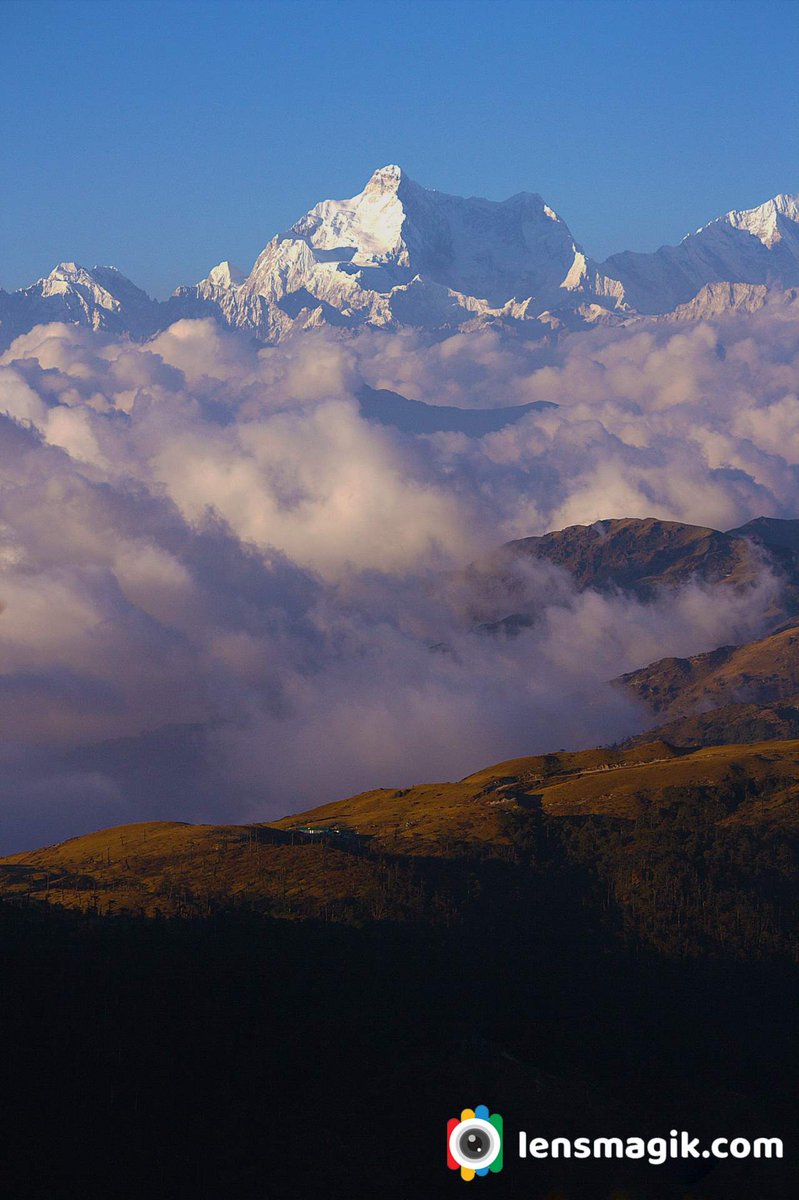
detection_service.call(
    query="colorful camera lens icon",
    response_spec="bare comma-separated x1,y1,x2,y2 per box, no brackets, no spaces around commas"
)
447,1106,503,1180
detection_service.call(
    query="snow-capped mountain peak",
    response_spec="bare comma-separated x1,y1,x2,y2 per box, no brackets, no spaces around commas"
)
241,165,594,315
0,262,159,345
363,163,404,194
287,163,409,267
40,262,153,311
599,189,799,314
42,262,120,306
702,192,799,249
2,171,798,351
202,261,246,289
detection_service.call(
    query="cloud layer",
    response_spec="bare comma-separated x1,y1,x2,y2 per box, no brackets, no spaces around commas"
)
1,304,798,849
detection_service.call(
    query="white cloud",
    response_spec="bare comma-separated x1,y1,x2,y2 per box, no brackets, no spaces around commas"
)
0,304,797,848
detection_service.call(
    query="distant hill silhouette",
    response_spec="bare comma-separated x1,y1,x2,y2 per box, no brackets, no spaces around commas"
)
358,385,554,436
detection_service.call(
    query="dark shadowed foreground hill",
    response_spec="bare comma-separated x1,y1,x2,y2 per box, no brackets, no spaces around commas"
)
2,734,797,1199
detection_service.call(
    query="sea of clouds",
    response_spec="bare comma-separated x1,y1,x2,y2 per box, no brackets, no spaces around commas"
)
1,302,798,849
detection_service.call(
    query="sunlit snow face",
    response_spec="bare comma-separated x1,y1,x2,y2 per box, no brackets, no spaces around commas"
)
0,303,797,849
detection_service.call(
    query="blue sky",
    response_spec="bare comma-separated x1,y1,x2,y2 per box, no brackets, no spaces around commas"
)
3,0,798,297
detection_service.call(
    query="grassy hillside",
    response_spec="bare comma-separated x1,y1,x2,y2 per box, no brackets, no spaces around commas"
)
617,619,799,747
3,738,798,928
624,698,799,749
500,516,799,598
620,620,799,716
470,515,799,638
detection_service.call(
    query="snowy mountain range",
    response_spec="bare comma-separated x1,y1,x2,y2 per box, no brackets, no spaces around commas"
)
2,166,798,349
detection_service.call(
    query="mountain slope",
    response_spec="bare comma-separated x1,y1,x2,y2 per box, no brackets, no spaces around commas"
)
619,620,799,719
502,517,755,596
600,193,799,313
616,612,799,749
2,738,797,919
727,515,799,553
491,515,799,605
661,282,799,322
623,699,799,750
464,515,799,643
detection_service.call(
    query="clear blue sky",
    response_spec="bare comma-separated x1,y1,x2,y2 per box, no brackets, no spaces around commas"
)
3,0,798,297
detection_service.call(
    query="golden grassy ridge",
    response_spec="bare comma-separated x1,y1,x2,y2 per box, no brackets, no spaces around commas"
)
2,738,798,919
